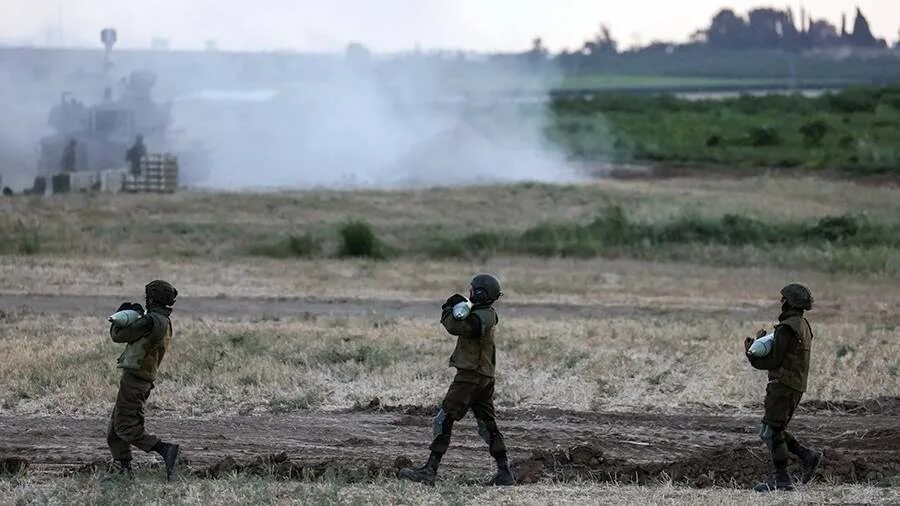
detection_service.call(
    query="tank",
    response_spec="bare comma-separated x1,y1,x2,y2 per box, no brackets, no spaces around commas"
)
37,29,209,184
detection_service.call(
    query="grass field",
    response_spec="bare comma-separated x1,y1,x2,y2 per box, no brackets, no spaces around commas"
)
2,477,897,505
2,177,899,274
549,86,900,173
1,177,898,503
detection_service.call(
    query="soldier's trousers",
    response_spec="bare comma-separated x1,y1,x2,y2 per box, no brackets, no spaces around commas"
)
107,372,160,461
761,381,806,467
429,369,507,457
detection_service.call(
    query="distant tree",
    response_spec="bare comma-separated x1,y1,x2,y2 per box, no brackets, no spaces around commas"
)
707,9,747,49
849,7,886,48
527,37,548,63
582,25,618,56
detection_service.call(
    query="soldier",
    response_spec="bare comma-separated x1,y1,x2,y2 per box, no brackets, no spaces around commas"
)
126,135,147,176
107,280,180,480
61,138,77,172
745,283,823,492
398,274,514,486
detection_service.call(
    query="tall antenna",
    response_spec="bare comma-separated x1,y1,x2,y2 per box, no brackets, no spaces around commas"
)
57,0,63,46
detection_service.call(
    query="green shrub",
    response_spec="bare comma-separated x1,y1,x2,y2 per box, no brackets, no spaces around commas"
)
799,119,829,146
247,233,321,258
339,220,385,259
748,126,781,147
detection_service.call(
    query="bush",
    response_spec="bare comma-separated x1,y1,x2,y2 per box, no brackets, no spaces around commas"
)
799,119,829,146
339,220,385,259
247,233,320,258
748,126,781,147
285,234,321,257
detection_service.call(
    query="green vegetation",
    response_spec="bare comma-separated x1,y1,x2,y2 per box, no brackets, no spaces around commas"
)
422,208,900,274
247,233,321,258
338,220,386,259
549,86,900,173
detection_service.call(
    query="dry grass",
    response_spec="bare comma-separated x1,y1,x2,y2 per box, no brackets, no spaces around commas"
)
2,255,899,314
2,177,899,261
0,475,897,505
1,307,896,417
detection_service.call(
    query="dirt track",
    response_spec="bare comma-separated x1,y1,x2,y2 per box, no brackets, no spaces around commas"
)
2,293,897,487
0,293,788,322
1,408,897,487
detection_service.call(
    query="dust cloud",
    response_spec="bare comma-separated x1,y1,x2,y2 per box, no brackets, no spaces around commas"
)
0,47,581,190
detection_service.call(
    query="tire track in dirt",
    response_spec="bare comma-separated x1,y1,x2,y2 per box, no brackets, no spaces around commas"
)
0,293,781,322
1,409,897,487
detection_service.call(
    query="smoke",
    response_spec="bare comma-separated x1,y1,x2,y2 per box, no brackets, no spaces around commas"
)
0,48,580,191
173,54,578,189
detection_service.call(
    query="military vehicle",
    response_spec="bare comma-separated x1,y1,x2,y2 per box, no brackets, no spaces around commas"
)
36,29,208,184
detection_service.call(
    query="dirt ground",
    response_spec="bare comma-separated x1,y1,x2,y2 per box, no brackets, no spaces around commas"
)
1,292,898,488
2,407,897,488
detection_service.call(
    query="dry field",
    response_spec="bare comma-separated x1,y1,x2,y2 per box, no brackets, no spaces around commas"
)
1,177,898,504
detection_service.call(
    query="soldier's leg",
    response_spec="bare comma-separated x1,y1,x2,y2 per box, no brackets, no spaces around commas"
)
429,372,479,455
782,390,822,484
470,380,507,458
399,371,479,485
111,375,160,452
107,408,132,462
471,379,513,485
754,383,795,492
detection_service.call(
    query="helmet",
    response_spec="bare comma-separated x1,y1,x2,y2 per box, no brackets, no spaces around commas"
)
146,280,178,308
470,274,502,304
780,283,813,310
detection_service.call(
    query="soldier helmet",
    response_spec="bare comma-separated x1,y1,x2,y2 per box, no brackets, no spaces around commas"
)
146,280,178,308
780,283,813,310
470,274,502,304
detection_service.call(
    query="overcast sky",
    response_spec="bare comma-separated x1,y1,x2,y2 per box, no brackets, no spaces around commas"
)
3,0,898,52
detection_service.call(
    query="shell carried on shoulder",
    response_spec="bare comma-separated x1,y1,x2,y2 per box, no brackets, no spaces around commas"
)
108,309,142,327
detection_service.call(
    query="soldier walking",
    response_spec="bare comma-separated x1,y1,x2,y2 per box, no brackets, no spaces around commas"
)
398,274,514,486
61,139,77,172
745,283,823,492
126,135,147,176
107,280,180,480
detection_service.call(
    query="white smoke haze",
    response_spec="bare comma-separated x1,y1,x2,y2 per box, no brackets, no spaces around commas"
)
0,46,580,191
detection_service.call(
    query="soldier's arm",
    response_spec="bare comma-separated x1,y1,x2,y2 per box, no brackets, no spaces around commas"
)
748,325,794,370
109,315,154,343
440,309,482,338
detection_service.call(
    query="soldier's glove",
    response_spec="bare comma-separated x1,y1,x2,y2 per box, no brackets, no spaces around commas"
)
744,336,754,353
755,329,767,339
117,302,145,314
442,293,467,310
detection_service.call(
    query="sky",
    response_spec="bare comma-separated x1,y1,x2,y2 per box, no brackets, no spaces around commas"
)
2,0,898,53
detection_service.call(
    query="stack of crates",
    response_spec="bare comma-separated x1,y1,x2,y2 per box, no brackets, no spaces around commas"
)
123,154,179,193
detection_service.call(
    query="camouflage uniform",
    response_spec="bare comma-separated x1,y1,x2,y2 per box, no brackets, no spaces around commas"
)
747,283,822,492
429,304,506,458
399,274,513,486
106,280,180,480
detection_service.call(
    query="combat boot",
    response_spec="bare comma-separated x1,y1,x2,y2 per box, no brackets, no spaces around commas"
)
753,467,794,492
153,442,180,481
799,448,823,484
397,452,441,486
487,454,515,486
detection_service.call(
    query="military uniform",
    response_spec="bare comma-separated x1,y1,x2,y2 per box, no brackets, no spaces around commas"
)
126,137,147,176
747,284,822,492
106,280,180,480
107,306,172,460
430,304,506,458
399,274,513,486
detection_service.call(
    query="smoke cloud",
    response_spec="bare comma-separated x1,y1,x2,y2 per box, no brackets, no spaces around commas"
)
0,47,579,191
